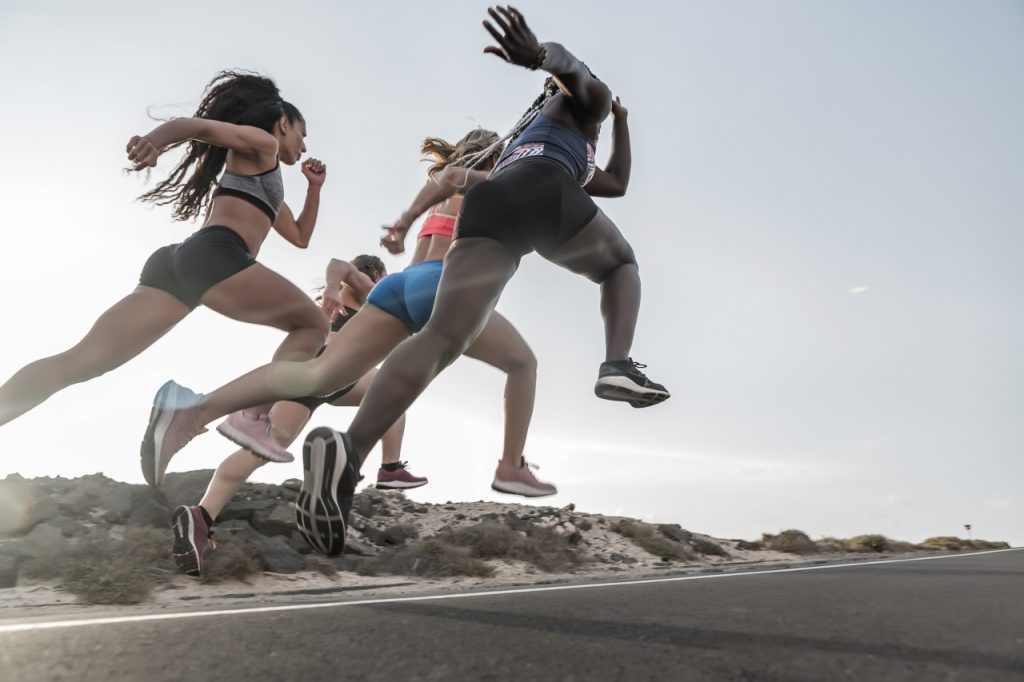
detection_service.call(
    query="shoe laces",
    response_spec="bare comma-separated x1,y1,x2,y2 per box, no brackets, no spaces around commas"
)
627,358,647,370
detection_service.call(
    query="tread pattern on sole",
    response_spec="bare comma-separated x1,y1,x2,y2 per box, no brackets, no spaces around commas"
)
295,427,347,556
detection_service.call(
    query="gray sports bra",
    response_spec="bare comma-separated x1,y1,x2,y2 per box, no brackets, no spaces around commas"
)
214,163,285,222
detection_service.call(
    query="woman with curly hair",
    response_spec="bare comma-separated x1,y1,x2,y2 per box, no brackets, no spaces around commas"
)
0,71,329,480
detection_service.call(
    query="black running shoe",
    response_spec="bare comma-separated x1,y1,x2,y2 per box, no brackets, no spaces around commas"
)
334,431,361,530
295,427,349,556
594,358,670,408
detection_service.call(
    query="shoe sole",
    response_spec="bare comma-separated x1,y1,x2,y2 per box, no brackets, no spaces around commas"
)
594,376,670,407
171,505,202,577
140,380,178,487
375,479,429,490
491,481,558,498
216,418,295,463
295,427,347,556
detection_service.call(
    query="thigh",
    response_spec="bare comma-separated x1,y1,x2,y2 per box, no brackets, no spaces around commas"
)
70,285,190,366
199,263,325,333
312,305,410,389
463,311,536,373
422,238,519,344
544,210,637,283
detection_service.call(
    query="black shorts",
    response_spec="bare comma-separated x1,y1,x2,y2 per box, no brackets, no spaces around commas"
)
454,158,599,263
287,344,358,412
139,225,256,309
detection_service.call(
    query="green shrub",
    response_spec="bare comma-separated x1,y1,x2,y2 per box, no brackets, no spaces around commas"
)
921,536,963,551
844,534,890,553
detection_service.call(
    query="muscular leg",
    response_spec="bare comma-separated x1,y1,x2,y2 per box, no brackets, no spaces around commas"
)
194,305,409,426
347,237,519,465
198,400,312,519
199,263,329,416
0,286,188,426
544,211,639,361
462,312,537,466
328,369,407,466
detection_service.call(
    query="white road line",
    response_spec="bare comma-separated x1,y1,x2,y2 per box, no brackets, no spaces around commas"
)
0,548,1018,635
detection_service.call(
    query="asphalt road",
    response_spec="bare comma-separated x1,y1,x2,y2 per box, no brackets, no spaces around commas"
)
1,550,1021,681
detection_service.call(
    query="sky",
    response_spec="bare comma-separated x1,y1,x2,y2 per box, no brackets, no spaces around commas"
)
0,0,1021,546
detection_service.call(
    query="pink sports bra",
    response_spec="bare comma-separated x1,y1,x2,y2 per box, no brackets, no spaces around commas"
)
417,203,458,239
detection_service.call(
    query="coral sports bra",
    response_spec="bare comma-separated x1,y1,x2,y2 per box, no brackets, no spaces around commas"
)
417,203,457,239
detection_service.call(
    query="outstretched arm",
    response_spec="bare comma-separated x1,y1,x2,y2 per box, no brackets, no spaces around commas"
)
380,167,489,254
482,6,612,122
585,97,631,198
273,158,327,248
126,118,277,171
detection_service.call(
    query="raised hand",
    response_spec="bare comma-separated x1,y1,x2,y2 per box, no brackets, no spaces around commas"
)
301,158,327,186
126,135,160,171
482,5,542,68
380,218,410,255
321,285,342,320
611,96,628,119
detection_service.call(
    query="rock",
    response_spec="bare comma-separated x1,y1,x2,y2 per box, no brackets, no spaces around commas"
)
382,525,418,546
101,486,135,524
0,540,31,588
736,540,762,551
0,481,58,536
128,487,170,528
342,538,376,557
219,499,277,524
413,505,429,514
578,520,593,531
353,495,375,519
251,502,295,537
254,535,304,574
281,479,302,491
286,531,314,555
658,524,692,544
362,526,386,546
58,489,101,516
160,470,215,508
48,515,87,538
23,522,67,553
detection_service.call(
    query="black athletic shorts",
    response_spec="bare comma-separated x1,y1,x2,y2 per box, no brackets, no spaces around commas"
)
454,158,599,263
139,225,256,309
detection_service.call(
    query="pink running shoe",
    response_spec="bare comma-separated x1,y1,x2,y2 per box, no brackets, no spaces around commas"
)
216,410,295,463
491,458,558,497
376,462,428,490
141,380,207,487
171,505,217,577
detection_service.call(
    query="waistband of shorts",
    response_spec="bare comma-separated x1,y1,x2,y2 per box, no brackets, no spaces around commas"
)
187,224,249,248
404,259,443,271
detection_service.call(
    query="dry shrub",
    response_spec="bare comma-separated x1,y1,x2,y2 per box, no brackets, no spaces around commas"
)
201,534,262,584
762,530,819,555
23,529,173,605
966,539,1010,550
613,521,693,561
360,539,494,578
435,522,583,573
304,555,338,577
815,537,848,553
690,537,730,557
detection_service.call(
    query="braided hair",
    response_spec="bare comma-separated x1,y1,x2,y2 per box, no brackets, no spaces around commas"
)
459,78,561,171
138,70,303,222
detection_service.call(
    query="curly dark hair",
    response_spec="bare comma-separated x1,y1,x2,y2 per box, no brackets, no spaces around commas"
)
138,70,303,221
352,254,387,282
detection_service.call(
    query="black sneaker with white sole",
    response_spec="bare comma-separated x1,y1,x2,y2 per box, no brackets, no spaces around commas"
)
295,427,347,556
594,358,670,408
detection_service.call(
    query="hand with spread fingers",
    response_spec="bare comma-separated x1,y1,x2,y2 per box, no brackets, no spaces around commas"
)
126,135,160,171
482,5,543,69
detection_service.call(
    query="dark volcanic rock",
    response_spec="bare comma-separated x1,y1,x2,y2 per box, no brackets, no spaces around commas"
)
0,480,58,536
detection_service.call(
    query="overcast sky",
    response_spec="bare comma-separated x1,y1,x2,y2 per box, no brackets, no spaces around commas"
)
0,0,1020,545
